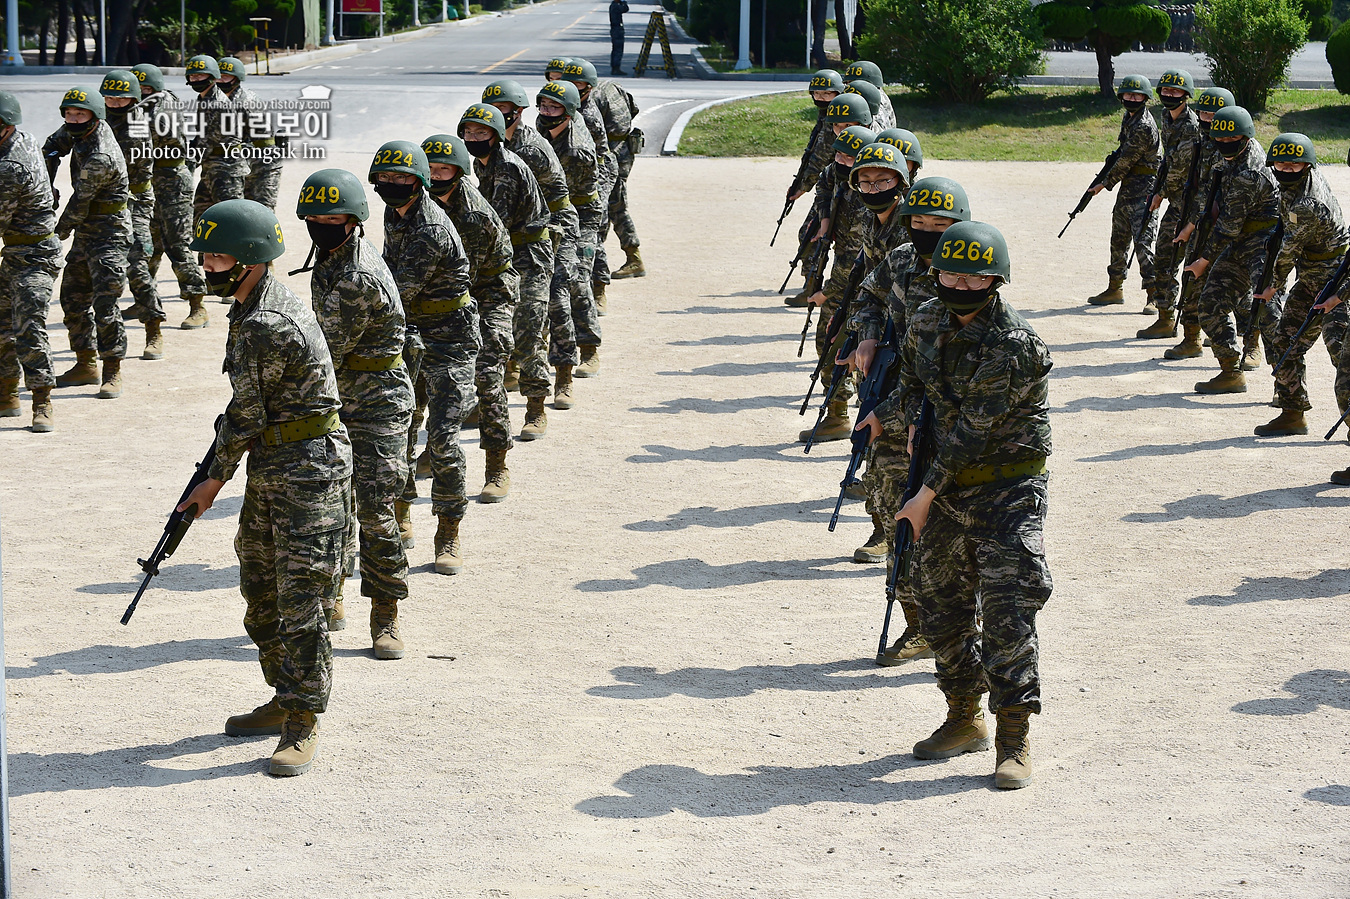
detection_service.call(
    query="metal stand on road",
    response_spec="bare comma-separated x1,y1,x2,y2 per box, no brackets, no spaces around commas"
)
0,517,13,899
634,11,678,79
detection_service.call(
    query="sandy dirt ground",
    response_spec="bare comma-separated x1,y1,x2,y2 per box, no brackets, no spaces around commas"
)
2,152,1349,898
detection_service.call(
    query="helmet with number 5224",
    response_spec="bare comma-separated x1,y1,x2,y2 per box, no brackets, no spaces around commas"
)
368,140,431,188
190,199,286,264
296,169,370,221
1267,132,1317,167
933,220,1010,282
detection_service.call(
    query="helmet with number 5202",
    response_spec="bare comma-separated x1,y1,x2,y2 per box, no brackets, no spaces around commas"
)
537,80,581,117
190,199,286,264
933,220,1010,282
296,169,370,222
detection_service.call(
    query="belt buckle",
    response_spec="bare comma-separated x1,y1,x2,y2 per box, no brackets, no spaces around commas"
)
270,424,284,445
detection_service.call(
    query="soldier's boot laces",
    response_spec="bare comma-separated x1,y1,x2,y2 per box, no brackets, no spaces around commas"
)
577,345,600,378
371,601,405,660
504,360,519,392
31,386,54,433
1163,323,1204,360
395,500,415,549
994,707,1034,789
612,247,645,279
879,602,934,666
1255,409,1308,437
1087,279,1125,306
225,696,286,736
1241,332,1262,371
914,694,990,759
1137,309,1176,339
269,710,320,777
180,295,210,329
97,358,122,400
520,396,548,441
142,319,164,361
853,513,887,563
800,398,852,443
434,515,463,576
554,364,576,410
480,448,510,503
415,446,431,477
56,350,99,388
594,279,607,316
784,290,810,308
1195,359,1246,395
0,377,18,417
325,583,346,632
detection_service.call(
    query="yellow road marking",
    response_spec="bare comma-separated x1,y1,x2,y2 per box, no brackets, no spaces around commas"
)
480,47,529,75
551,7,593,36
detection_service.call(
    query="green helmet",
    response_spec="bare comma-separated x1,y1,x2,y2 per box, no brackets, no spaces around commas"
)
190,198,286,264
217,57,246,83
849,142,910,190
843,60,884,88
458,103,506,140
1210,106,1255,139
823,93,872,127
59,85,105,120
185,54,220,81
296,168,369,222
0,90,20,126
564,57,599,88
901,177,970,222
546,57,571,78
132,63,165,94
537,80,580,117
809,69,845,94
933,220,1010,282
1117,74,1153,100
1157,68,1195,97
1194,87,1235,114
100,69,139,99
844,81,882,118
833,125,876,158
368,140,431,189
483,79,531,109
1267,132,1316,167
875,127,923,168
422,133,474,172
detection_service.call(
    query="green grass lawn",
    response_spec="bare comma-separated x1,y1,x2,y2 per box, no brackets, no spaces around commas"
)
679,87,1350,164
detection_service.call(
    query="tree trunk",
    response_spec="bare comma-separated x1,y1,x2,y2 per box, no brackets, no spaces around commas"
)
811,0,828,68
73,0,87,66
835,0,853,59
56,0,68,66
1094,35,1114,99
39,12,49,66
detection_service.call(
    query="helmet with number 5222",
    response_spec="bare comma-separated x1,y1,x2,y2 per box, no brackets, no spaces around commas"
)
100,70,139,99
296,169,370,221
933,221,1010,282
190,199,286,264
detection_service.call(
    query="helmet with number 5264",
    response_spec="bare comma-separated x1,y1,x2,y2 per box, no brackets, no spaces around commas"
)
933,221,1010,282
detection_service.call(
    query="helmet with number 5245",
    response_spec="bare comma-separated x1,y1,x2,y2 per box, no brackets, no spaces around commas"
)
848,142,910,191
933,220,1010,282
185,55,221,82
1267,132,1317,167
190,199,286,264
296,169,370,221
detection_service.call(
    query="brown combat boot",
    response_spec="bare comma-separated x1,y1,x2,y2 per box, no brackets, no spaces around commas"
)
1195,360,1246,394
1136,309,1176,339
480,448,510,503
1164,323,1203,360
0,377,17,417
577,345,600,378
434,515,463,575
799,398,851,443
415,446,430,477
55,350,99,387
371,600,405,660
97,358,122,399
554,364,575,409
395,500,415,549
879,603,934,667
994,706,1034,789
1141,291,1158,315
325,584,346,632
1255,409,1308,436
142,319,164,360
269,710,320,776
1087,278,1125,306
593,279,607,316
504,360,519,392
225,697,286,736
784,290,810,308
853,511,887,563
913,694,991,759
612,246,645,279
180,295,209,329
1331,467,1350,486
520,396,548,441
31,386,53,433
1241,332,1262,371
121,301,149,321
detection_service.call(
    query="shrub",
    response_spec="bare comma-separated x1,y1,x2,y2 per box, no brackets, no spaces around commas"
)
1327,18,1350,93
1196,0,1308,114
1035,1,1173,97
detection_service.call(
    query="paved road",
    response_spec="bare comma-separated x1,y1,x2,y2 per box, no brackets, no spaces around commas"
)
1041,43,1335,85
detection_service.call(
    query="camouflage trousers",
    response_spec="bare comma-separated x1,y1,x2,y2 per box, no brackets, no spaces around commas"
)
236,472,348,713
151,164,208,297
569,206,603,348
1256,260,1349,412
607,141,639,251
1198,236,1266,367
1107,175,1159,287
914,474,1052,713
474,270,519,452
126,193,163,322
592,155,619,284
1150,198,1187,312
0,244,62,388
60,231,130,360
862,433,916,621
193,159,248,221
549,225,586,368
402,327,479,520
512,239,557,398
345,423,411,604
244,157,284,211
814,251,859,406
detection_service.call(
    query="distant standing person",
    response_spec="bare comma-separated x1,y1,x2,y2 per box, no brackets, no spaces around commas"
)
609,0,630,76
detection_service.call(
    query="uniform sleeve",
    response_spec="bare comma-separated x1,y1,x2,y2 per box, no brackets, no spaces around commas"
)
851,253,894,342
56,152,111,235
1163,131,1197,199
209,315,296,481
1104,114,1157,189
327,271,378,364
1205,171,1271,261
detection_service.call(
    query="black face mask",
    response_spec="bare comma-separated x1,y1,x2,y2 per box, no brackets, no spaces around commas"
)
814,97,830,110
105,105,129,121
63,119,97,138
188,79,213,94
1217,138,1246,160
1274,167,1308,186
909,227,942,257
220,80,238,95
373,180,420,207
1160,95,1185,110
833,161,853,181
464,138,493,159
860,185,901,212
430,174,461,196
205,263,247,298
307,220,352,252
536,112,568,132
1198,118,1212,137
935,281,996,316
1122,98,1147,113
500,108,519,128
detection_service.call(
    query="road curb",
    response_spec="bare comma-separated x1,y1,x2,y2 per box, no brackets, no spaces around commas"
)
661,88,800,156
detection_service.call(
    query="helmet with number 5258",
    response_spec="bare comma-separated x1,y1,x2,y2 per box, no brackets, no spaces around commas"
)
932,221,1010,282
190,199,286,264
901,177,970,222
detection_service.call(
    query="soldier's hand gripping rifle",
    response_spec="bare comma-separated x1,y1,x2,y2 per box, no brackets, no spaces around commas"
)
1244,221,1285,340
1171,169,1225,337
1157,139,1203,280
1058,148,1122,239
876,397,934,665
121,418,223,625
772,119,824,247
1272,249,1350,376
828,316,900,531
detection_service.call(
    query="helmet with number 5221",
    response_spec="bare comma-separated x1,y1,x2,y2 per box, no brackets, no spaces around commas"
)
932,220,1010,282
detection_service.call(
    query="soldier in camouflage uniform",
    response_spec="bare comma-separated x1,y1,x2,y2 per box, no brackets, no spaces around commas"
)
595,72,644,282
427,127,519,502
895,221,1052,790
1086,74,1161,308
1182,107,1279,394
185,56,248,224
844,61,895,130
45,85,131,400
0,91,62,433
538,79,603,400
843,81,884,132
218,57,283,212
564,59,620,329
132,63,210,330
370,141,479,576
296,169,413,659
1139,69,1201,337
181,198,351,777
1252,134,1348,436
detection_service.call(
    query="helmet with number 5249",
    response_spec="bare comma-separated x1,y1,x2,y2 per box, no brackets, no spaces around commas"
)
296,169,370,221
190,199,286,264
933,221,1010,282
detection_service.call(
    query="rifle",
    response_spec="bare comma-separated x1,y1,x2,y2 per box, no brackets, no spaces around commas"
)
772,118,824,247
803,331,858,453
1244,221,1285,339
800,304,846,415
876,397,935,665
1154,137,1204,288
779,207,821,294
45,149,62,210
1125,157,1170,272
1172,168,1225,336
799,247,866,413
1272,250,1350,375
121,418,222,625
828,316,901,531
1058,148,1122,239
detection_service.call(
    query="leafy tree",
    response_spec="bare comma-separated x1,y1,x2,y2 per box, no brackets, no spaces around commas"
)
1196,0,1307,113
1035,1,1172,98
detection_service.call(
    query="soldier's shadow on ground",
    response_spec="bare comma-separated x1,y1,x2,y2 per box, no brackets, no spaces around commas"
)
1081,434,1305,464
1304,785,1350,806
1189,570,1350,606
668,334,797,347
659,303,791,316
1055,392,1212,415
627,443,844,465
77,562,240,596
7,636,256,679
577,557,874,592
629,395,799,415
8,733,264,796
586,660,931,700
1230,669,1350,716
577,755,992,818
1126,485,1350,525
625,498,868,531
657,360,807,378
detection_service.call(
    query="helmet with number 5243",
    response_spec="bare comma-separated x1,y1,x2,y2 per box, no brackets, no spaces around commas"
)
933,220,1010,282
296,169,370,221
848,142,910,191
368,140,431,188
1267,132,1317,167
190,199,286,264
